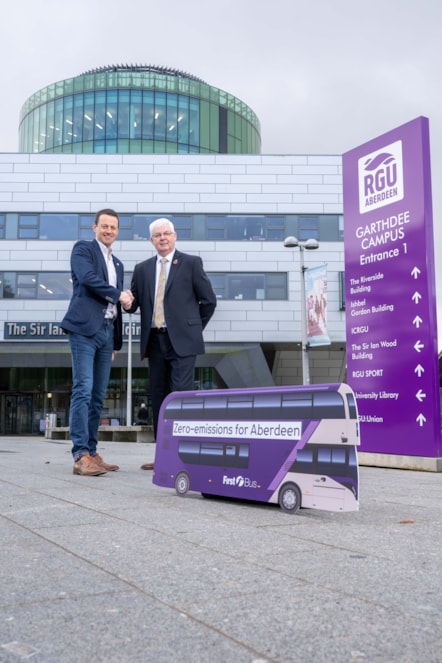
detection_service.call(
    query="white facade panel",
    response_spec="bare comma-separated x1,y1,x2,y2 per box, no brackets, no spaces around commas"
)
109,164,155,175
2,173,45,182
29,183,74,193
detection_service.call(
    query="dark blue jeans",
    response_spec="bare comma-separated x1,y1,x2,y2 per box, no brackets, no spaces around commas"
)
68,320,114,460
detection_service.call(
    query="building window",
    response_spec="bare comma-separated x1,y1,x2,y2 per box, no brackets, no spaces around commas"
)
132,214,174,240
38,273,73,298
40,214,79,240
209,273,287,300
298,216,319,240
17,274,38,298
0,273,72,299
172,215,192,240
207,216,225,239
21,90,207,154
79,214,96,239
18,215,39,239
338,215,344,241
0,271,287,301
0,273,15,298
1,212,342,242
206,215,285,241
115,214,133,241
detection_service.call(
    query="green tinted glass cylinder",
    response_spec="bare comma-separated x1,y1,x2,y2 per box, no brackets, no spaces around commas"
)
19,65,261,155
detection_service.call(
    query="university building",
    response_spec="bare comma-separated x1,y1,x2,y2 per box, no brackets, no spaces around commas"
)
0,65,345,434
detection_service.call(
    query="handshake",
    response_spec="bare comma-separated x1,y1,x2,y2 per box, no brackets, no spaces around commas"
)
119,289,134,310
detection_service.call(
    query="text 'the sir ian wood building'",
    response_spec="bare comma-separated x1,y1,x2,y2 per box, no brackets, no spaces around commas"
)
0,64,346,434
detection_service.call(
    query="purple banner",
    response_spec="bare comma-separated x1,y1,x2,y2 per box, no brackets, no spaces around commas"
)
343,117,441,457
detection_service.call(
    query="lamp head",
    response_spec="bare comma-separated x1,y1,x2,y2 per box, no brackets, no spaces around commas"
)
304,238,319,250
283,236,299,248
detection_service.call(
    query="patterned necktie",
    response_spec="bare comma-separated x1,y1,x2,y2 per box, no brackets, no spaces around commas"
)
154,258,167,329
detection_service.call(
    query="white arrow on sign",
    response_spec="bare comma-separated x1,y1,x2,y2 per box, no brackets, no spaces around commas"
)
414,340,424,353
416,413,426,427
413,315,423,328
416,389,426,402
414,364,425,377
411,266,421,279
412,291,422,304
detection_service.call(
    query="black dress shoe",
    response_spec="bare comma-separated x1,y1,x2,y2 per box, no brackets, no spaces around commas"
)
140,462,154,470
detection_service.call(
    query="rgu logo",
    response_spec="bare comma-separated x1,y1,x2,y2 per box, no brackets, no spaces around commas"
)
358,140,404,214
363,152,397,195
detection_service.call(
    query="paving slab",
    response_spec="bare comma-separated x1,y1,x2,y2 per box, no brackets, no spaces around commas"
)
0,436,441,663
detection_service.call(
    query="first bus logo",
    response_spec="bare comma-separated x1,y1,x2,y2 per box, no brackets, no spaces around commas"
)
358,140,404,214
223,475,258,489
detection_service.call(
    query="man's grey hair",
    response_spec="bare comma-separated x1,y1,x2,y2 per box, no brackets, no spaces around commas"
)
149,218,175,237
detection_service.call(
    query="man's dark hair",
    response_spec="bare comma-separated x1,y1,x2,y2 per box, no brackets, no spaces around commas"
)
94,208,119,226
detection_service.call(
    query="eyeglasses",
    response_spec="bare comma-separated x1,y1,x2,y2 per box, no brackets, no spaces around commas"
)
151,231,175,239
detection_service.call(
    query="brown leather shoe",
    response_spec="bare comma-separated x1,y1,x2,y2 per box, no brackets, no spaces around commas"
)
73,454,107,476
140,462,154,470
93,453,119,472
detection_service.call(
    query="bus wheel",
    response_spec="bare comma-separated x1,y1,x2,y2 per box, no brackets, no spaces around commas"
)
175,472,190,496
278,482,301,514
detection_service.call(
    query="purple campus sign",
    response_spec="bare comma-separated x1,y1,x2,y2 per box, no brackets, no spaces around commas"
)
343,117,441,457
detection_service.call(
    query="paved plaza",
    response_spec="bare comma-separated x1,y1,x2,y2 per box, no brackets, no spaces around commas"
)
0,436,441,662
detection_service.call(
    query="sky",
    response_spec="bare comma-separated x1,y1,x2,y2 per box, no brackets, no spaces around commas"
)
1,0,442,343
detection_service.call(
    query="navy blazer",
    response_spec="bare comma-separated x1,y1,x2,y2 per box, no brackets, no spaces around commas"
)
129,249,216,358
61,239,124,351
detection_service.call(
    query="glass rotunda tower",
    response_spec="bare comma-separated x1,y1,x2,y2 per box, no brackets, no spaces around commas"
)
19,64,261,155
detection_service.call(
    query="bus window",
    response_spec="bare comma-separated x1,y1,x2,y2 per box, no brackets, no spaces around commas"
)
178,440,250,469
224,443,249,468
166,396,205,419
317,446,334,476
252,392,282,418
331,447,346,468
225,444,237,463
178,440,201,464
347,447,359,488
346,393,357,419
203,395,227,411
182,398,204,412
200,443,225,466
236,444,250,469
313,391,345,419
226,395,254,418
281,392,313,419
291,447,313,473
317,446,347,476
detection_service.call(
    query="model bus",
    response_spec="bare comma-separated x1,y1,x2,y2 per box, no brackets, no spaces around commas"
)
152,383,360,514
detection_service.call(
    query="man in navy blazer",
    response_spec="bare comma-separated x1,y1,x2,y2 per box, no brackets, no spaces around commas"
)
127,218,216,463
61,209,133,476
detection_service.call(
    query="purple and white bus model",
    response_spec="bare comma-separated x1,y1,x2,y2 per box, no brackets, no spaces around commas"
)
152,383,360,514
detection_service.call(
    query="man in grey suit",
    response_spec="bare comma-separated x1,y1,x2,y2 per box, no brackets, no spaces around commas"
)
127,218,216,467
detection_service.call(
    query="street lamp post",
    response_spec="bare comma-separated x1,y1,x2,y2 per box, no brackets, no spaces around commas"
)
126,314,133,425
284,236,319,385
